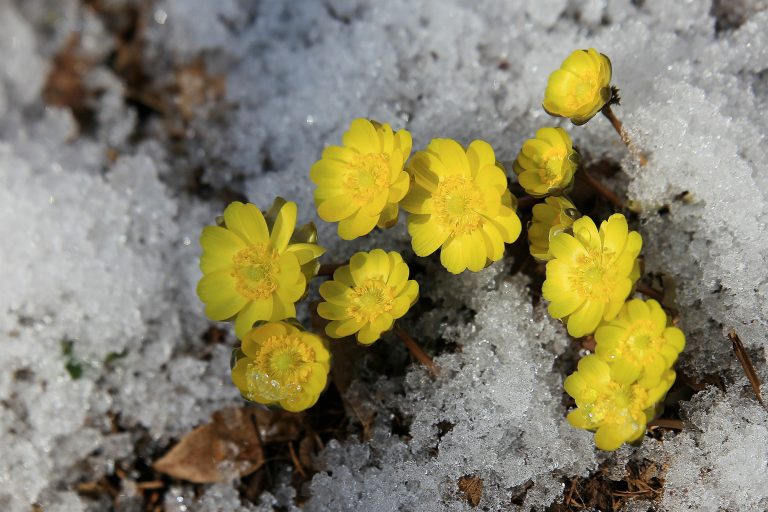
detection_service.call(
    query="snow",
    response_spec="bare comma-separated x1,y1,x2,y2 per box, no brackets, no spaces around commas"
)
1,0,767,510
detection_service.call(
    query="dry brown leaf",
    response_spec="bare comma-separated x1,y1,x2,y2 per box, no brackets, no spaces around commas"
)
154,406,303,483
175,58,226,120
458,475,483,507
728,329,766,409
43,34,96,123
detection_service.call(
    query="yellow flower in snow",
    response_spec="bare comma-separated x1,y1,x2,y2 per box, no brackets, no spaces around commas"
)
564,355,675,451
310,118,412,240
197,199,325,339
231,321,330,412
595,299,685,388
528,196,579,261
513,127,579,197
318,249,419,344
543,49,612,125
542,213,642,337
401,138,521,274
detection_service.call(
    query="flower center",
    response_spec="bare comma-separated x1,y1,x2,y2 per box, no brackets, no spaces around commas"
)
571,73,599,109
245,334,315,402
621,321,663,364
231,243,280,300
569,249,619,302
346,278,395,324
538,148,568,186
344,153,391,205
433,175,485,235
585,382,648,428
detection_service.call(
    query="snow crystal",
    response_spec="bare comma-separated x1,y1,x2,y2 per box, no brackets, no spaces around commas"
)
1,0,768,510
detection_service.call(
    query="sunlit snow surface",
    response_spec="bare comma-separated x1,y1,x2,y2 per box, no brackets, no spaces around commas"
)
1,0,767,510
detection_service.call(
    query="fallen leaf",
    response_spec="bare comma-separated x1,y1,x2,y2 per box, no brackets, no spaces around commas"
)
458,475,483,507
154,407,264,483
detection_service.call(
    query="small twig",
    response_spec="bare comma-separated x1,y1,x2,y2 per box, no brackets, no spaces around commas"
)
288,441,307,479
728,329,766,410
601,105,648,166
579,169,624,209
394,327,440,377
635,282,664,303
318,262,345,276
647,418,684,430
135,481,165,491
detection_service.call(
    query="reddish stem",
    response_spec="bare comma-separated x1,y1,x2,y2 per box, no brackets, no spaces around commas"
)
394,327,440,377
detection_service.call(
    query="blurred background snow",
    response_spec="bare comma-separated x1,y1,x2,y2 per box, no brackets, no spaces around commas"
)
1,0,767,510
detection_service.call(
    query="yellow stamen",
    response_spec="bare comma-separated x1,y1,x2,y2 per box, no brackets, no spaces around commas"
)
346,277,395,324
433,175,485,235
344,153,391,205
231,243,280,300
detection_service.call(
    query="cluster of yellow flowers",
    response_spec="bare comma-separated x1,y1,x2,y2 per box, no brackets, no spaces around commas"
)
531,49,684,450
193,46,684,453
312,119,522,274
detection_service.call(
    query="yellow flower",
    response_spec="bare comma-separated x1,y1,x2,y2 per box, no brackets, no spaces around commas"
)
528,196,579,261
595,299,685,388
401,138,521,274
197,199,325,339
318,249,419,344
513,127,579,197
231,321,330,412
543,49,612,125
310,118,412,240
564,355,675,451
542,214,642,337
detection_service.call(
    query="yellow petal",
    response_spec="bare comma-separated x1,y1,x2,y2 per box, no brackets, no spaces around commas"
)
325,318,363,338
284,243,325,265
464,231,488,272
487,206,522,243
466,140,496,176
547,291,584,319
199,226,245,273
475,164,508,193
594,424,628,451
310,159,348,187
197,270,247,320
440,236,466,274
572,216,601,252
376,122,394,155
342,118,380,153
408,215,449,256
481,223,505,262
377,203,399,229
242,321,286,356
549,232,586,261
269,294,296,321
319,281,352,305
270,201,297,252
387,171,410,203
401,185,434,214
407,153,440,192
321,145,356,162
338,208,379,240
626,299,649,323
567,300,605,337
431,139,470,177
331,265,355,287
317,196,359,222
394,128,412,157
317,302,348,321
231,358,249,394
235,299,273,340
600,214,629,258
223,202,269,245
